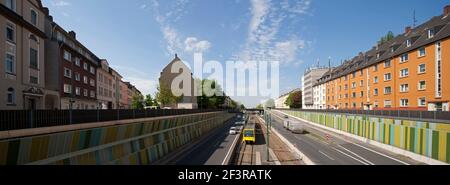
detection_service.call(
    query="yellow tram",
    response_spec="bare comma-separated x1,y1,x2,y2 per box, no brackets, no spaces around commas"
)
242,122,256,144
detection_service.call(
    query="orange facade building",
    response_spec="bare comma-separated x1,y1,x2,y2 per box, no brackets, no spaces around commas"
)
315,6,450,111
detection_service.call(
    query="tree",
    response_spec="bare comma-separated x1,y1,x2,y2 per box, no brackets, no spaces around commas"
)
378,31,395,45
240,104,246,110
131,94,144,109
144,94,155,107
285,91,302,109
197,79,226,109
256,104,263,109
155,82,180,108
264,99,275,109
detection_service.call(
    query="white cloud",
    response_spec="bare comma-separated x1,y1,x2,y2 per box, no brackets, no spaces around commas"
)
111,65,158,96
184,37,211,53
236,0,313,65
162,26,183,54
51,0,71,7
140,4,147,9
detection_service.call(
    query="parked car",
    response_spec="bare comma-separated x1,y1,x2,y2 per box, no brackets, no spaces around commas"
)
229,127,237,135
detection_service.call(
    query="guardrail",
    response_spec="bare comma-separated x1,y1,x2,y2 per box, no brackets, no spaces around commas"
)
274,108,450,123
0,109,238,131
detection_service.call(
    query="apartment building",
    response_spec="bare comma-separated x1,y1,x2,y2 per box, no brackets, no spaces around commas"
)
318,5,450,111
159,54,198,109
44,16,99,110
97,59,115,109
0,0,60,110
302,67,330,109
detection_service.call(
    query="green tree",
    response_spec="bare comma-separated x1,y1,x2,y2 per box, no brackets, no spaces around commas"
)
285,91,302,109
256,104,263,109
240,104,246,110
378,31,395,45
144,94,155,107
155,82,180,108
131,94,144,109
197,79,226,109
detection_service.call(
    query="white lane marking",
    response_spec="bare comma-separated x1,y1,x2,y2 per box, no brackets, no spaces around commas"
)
332,147,369,165
337,145,375,165
256,152,262,165
351,142,410,165
319,150,335,161
222,133,241,165
274,111,410,165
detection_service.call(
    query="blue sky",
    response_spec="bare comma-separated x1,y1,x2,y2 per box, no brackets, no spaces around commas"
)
42,0,449,107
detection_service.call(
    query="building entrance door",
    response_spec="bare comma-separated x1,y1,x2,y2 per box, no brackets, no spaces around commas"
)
28,99,36,110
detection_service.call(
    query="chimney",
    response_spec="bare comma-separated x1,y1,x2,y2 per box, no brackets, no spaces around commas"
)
445,5,450,16
405,26,412,34
43,8,49,16
68,31,76,39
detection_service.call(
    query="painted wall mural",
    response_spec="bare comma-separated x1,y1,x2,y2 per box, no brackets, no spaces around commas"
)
281,110,450,163
0,112,234,165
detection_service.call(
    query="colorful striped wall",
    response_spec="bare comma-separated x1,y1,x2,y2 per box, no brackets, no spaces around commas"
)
281,110,450,164
0,112,234,165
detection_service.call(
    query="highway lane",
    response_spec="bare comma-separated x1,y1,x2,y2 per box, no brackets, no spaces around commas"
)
175,115,242,165
268,111,419,165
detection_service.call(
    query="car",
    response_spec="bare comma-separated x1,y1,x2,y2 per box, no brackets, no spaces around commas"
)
284,115,289,119
229,127,237,135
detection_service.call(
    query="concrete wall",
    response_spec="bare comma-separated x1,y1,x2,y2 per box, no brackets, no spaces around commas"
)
282,110,450,164
0,112,234,165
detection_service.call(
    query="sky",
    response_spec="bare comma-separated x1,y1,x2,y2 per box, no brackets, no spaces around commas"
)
42,0,449,107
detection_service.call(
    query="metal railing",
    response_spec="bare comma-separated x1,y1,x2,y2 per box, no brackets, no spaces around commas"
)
0,109,235,131
274,108,450,123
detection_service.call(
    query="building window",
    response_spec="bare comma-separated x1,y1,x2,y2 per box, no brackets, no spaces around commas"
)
5,0,15,11
428,29,434,39
30,76,38,84
90,66,95,74
360,70,363,76
374,88,379,96
400,53,409,63
63,84,72,94
400,68,409,78
83,76,88,84
418,81,426,90
75,58,81,66
352,92,356,98
6,24,15,42
84,63,88,70
384,73,392,81
374,101,379,108
360,91,364,97
90,79,95,87
418,48,426,57
5,53,15,74
75,87,81,96
384,87,392,94
384,100,392,108
64,68,72,78
352,82,356,89
84,89,88,97
384,60,391,68
31,9,38,26
7,88,15,105
360,80,364,87
75,73,80,81
400,84,409,93
90,91,95,98
418,98,426,107
406,39,411,47
418,64,426,74
374,76,379,83
373,65,378,72
390,47,395,53
400,99,409,107
64,50,71,61
30,48,38,69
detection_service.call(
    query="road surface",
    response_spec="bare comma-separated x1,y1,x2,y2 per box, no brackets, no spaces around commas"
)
268,111,421,165
175,115,242,165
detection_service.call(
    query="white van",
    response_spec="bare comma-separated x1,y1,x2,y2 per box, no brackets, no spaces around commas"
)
284,120,306,134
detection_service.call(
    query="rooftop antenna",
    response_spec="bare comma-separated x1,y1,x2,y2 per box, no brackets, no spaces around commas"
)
413,10,418,28
328,56,332,69
317,58,320,68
